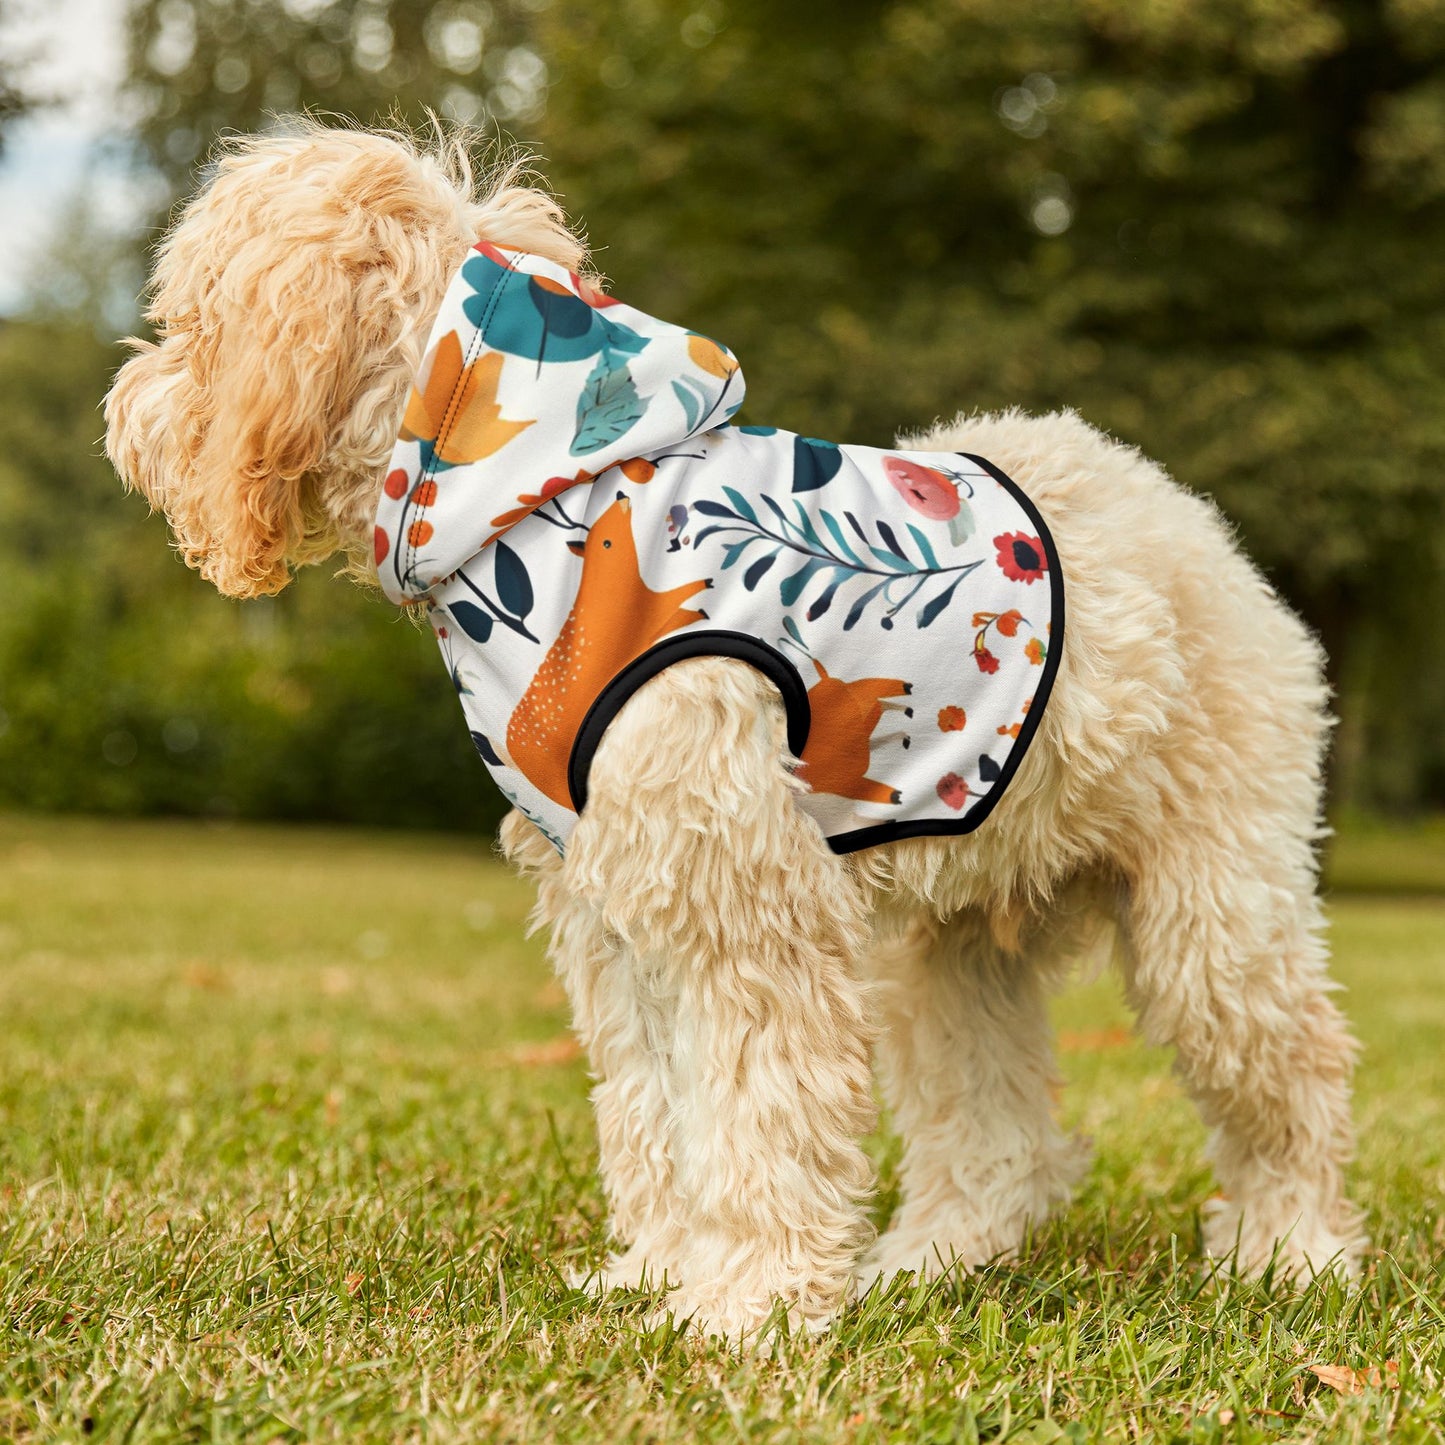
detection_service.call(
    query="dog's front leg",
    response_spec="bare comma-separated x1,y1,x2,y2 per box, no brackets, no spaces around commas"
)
565,658,878,1344
501,808,686,1289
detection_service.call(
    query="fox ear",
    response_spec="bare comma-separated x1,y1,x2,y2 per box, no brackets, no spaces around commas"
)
566,538,586,556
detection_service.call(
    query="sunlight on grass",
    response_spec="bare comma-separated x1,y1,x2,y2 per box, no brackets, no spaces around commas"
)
2,813,1443,1442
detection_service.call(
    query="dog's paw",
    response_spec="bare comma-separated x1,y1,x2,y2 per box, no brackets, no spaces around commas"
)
570,1245,675,1296
1202,1196,1367,1283
856,1232,995,1296
645,1287,836,1351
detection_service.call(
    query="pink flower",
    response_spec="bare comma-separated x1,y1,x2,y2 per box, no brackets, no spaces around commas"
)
884,457,960,521
936,773,970,810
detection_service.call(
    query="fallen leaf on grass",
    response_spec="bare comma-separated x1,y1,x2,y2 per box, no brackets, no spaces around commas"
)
1310,1362,1399,1395
344,1273,365,1296
181,962,229,992
534,980,567,1009
1057,1027,1133,1052
497,1037,584,1068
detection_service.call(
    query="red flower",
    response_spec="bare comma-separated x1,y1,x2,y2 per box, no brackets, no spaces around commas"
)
383,468,409,500
373,527,389,564
994,532,1047,583
884,457,960,520
975,646,1000,674
936,773,970,810
937,705,967,732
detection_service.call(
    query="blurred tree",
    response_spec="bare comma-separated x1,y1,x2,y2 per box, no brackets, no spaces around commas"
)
535,0,1445,807
0,0,37,152
0,316,501,831
123,0,547,193
12,0,1437,826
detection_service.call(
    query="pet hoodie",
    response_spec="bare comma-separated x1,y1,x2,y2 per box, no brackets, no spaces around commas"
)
374,242,1063,855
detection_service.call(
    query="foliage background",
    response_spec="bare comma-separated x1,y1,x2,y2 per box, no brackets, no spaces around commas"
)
2,0,1443,832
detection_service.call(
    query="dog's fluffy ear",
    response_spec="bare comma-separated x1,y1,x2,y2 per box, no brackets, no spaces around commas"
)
105,124,586,599
107,143,367,597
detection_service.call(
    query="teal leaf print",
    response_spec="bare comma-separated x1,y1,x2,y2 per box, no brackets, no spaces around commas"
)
721,486,758,523
493,540,534,620
690,499,735,519
527,275,596,351
821,510,863,565
792,436,844,493
806,571,848,622
743,552,776,590
779,557,829,607
460,252,646,363
672,377,707,433
721,537,759,570
843,579,891,631
876,519,907,559
790,499,825,551
917,577,962,628
449,600,494,643
907,523,941,570
571,350,645,456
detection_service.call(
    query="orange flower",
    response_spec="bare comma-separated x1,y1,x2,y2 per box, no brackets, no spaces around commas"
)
1025,636,1046,665
411,480,438,507
996,609,1023,637
937,705,967,732
408,520,434,547
402,331,533,465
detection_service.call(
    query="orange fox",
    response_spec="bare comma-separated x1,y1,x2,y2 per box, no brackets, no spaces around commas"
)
506,494,711,808
798,659,911,805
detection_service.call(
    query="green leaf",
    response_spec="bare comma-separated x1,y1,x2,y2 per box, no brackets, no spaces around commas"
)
570,350,645,455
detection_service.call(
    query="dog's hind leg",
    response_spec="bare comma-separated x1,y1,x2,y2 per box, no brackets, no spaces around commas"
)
564,658,879,1342
860,909,1089,1288
1119,836,1365,1280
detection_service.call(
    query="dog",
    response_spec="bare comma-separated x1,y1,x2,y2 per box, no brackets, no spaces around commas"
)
105,122,1365,1342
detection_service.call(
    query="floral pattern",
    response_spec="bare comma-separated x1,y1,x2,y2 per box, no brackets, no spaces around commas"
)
374,244,1062,856
994,531,1049,584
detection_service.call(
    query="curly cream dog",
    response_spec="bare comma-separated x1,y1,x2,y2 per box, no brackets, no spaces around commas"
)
105,123,1365,1341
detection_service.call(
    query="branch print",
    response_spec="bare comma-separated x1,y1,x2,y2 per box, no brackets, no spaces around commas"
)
689,487,985,630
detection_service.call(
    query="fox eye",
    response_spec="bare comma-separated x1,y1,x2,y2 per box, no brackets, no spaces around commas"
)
602,539,612,548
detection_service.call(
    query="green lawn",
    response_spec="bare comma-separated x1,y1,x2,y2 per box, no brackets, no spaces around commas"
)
2,813,1443,1443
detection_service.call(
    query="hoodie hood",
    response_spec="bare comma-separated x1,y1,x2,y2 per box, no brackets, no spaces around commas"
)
374,242,744,604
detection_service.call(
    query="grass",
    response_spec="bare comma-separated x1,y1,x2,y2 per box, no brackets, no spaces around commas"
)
1,811,1443,1443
